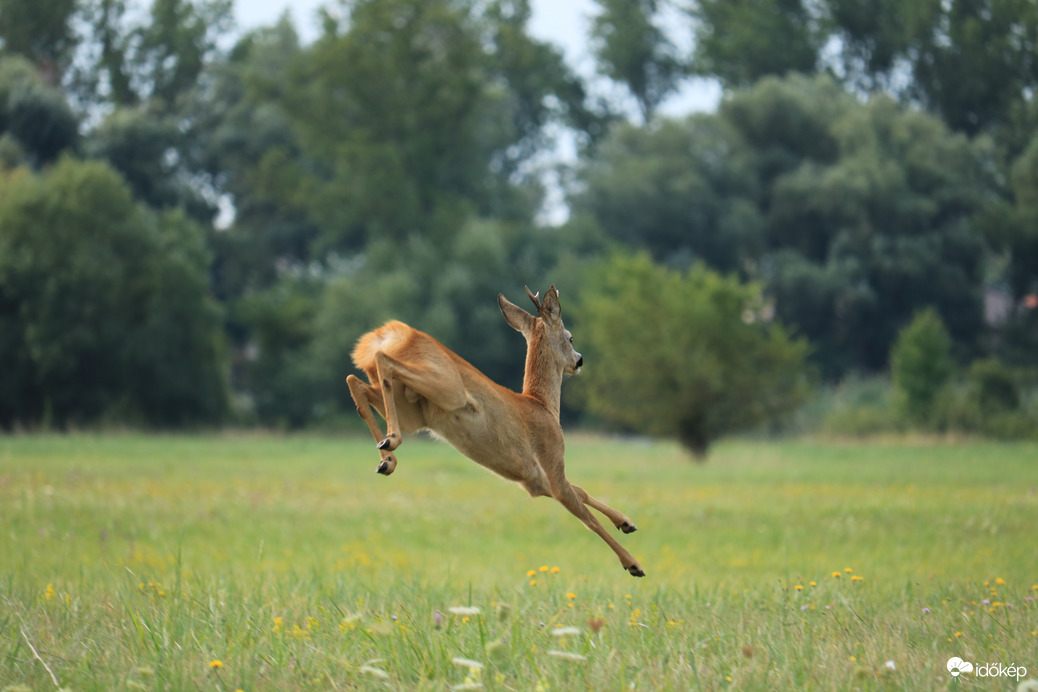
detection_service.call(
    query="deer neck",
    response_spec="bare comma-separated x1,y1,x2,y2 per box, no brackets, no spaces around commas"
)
521,331,563,420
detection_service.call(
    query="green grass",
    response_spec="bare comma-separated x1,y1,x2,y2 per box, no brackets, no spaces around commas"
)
1,433,1036,690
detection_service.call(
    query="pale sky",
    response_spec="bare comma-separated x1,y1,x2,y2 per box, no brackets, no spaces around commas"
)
235,0,600,65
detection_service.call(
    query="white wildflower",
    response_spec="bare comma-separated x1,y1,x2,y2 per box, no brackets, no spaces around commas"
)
448,606,482,616
451,657,485,670
358,665,389,679
548,650,588,662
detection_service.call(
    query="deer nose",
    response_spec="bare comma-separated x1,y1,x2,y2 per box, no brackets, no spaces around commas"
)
575,354,583,369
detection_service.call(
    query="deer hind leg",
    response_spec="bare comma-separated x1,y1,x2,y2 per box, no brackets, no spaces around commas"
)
373,350,467,453
549,477,645,578
345,374,399,475
571,484,639,534
346,374,386,442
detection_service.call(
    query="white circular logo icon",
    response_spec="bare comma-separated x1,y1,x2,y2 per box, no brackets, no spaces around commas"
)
947,657,974,677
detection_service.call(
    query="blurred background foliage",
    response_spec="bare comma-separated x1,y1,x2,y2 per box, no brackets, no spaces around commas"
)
1,0,1037,453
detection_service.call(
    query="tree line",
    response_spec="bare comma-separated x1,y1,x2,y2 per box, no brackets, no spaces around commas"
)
1,0,1036,450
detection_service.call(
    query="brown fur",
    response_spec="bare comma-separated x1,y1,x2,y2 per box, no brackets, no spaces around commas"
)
345,286,645,577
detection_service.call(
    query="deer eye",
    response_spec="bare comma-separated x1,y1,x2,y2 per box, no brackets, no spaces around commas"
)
568,336,573,344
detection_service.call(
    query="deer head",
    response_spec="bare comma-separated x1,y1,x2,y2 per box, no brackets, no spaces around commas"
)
498,285,582,375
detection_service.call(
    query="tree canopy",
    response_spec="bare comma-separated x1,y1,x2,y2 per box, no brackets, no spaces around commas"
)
574,74,995,376
0,158,226,426
0,0,1035,443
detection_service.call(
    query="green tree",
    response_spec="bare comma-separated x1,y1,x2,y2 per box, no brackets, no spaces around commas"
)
483,0,608,178
686,0,1038,145
823,0,914,92
135,0,233,106
905,0,1038,137
967,357,1021,413
589,0,684,122
84,106,212,218
283,0,502,249
572,115,764,272
573,75,994,377
280,0,597,251
192,2,601,423
760,88,991,372
0,158,227,427
688,0,822,88
577,252,811,458
191,17,320,300
1004,135,1038,301
0,0,77,82
81,0,137,106
890,308,955,424
0,56,78,167
980,132,1038,366
233,273,324,428
71,0,235,219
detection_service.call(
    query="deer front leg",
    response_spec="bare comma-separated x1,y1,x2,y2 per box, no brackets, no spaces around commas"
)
549,477,645,577
571,484,639,534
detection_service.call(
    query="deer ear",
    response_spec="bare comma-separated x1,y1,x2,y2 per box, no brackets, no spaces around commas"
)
540,285,562,324
498,293,535,336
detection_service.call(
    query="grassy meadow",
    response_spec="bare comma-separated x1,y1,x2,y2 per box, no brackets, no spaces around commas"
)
1,433,1036,690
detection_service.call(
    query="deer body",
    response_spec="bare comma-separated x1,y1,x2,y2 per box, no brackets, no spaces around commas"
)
346,287,645,577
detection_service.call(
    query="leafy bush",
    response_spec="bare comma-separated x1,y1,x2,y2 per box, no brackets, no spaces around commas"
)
576,252,812,459
967,357,1021,412
930,359,1038,439
890,308,955,424
812,375,905,438
815,361,1037,441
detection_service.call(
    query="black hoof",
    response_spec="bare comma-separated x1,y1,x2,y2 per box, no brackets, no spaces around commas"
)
377,457,394,475
618,521,638,534
627,564,646,577
377,434,398,451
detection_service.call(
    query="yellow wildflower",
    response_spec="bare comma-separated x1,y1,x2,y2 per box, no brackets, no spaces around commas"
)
209,660,224,670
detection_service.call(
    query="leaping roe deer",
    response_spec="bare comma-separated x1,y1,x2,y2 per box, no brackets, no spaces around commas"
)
346,286,645,577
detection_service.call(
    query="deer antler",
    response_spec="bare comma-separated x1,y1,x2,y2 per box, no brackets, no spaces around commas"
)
525,286,541,311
